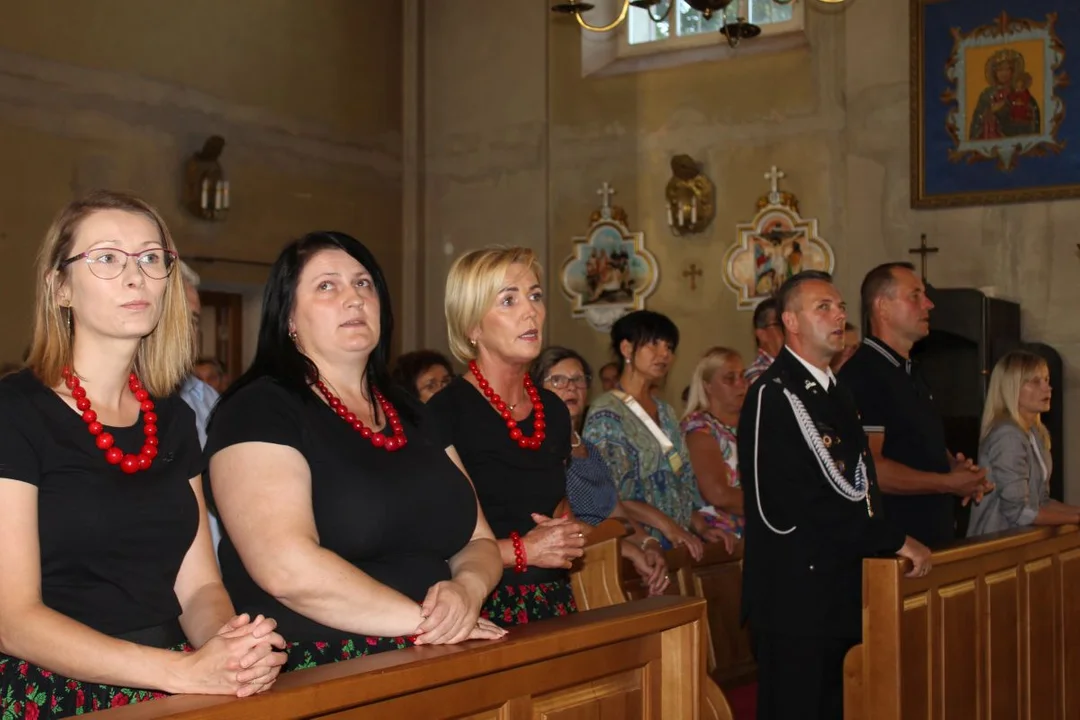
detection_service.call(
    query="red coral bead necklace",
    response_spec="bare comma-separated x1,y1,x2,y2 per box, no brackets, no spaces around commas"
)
468,360,545,450
313,379,407,452
63,367,159,475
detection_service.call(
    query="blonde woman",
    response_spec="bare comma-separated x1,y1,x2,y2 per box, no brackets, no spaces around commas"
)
425,247,587,626
0,191,284,718
968,350,1080,536
681,347,747,538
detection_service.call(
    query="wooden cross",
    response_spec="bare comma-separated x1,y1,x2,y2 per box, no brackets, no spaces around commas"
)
682,263,703,291
908,233,939,283
596,181,616,209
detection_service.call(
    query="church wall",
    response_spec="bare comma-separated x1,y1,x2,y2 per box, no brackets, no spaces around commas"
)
0,1,403,364
420,1,552,356
545,12,851,407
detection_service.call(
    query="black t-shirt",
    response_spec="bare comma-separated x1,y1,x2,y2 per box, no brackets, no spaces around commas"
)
0,369,201,638
205,377,478,644
839,337,955,548
424,375,572,586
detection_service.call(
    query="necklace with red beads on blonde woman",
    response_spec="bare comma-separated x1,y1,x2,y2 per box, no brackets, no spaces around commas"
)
63,367,159,475
467,360,546,450
313,379,407,452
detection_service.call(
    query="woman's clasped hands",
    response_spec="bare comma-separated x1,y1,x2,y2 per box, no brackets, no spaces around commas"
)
173,613,287,698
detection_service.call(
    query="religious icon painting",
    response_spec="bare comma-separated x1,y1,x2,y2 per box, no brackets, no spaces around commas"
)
721,167,835,311
560,182,659,332
912,0,1080,207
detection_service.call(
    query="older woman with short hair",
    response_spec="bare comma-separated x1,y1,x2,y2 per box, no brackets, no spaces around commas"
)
425,247,587,626
392,350,454,403
583,310,729,555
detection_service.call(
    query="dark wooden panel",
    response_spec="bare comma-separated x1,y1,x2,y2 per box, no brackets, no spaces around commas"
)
938,581,977,719
900,595,930,720
1025,558,1055,720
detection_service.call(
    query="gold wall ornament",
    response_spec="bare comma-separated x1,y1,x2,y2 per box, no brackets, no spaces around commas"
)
183,136,230,222
560,182,659,332
722,165,835,309
665,154,715,236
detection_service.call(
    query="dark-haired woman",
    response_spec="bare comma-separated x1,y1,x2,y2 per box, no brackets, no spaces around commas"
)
206,232,505,673
392,350,454,403
583,311,731,554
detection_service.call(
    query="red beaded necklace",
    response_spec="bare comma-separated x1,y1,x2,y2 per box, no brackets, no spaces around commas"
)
313,379,407,452
468,361,545,450
63,368,159,475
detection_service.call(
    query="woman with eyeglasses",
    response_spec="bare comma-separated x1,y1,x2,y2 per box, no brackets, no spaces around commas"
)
392,350,454,403
681,347,748,539
0,191,285,719
583,311,731,556
531,347,670,595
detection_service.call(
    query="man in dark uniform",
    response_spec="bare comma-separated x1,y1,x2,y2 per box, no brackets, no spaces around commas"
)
739,271,932,720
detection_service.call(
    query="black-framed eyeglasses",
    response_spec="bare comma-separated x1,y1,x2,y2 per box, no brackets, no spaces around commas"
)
545,374,591,389
59,248,177,280
419,375,454,394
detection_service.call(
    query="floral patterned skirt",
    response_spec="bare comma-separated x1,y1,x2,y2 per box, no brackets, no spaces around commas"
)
283,635,414,673
481,580,577,628
0,645,193,719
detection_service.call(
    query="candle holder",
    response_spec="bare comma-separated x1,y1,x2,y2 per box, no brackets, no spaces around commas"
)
183,135,230,222
665,154,714,236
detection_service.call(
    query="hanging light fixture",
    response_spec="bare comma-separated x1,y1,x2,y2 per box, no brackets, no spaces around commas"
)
552,0,854,33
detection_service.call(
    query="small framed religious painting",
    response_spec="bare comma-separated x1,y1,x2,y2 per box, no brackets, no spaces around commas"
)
911,0,1080,208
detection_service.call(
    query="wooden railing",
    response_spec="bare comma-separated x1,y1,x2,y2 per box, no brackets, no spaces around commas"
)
844,525,1080,720
571,520,737,720
97,596,707,719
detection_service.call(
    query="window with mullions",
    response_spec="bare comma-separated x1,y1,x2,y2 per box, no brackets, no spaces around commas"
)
627,0,795,45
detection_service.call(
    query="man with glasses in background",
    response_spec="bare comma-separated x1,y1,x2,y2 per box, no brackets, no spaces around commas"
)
745,297,784,386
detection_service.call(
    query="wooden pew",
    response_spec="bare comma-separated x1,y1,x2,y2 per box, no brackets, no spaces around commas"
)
96,596,707,719
843,525,1080,720
571,520,735,720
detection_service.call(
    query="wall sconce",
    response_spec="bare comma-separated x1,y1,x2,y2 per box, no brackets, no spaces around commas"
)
666,154,715,236
184,135,230,221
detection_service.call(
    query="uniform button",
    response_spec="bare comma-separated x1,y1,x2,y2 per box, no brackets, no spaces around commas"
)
836,460,846,473
809,564,815,571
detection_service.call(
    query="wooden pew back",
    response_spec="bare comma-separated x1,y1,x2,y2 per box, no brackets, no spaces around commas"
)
844,526,1080,720
97,597,707,720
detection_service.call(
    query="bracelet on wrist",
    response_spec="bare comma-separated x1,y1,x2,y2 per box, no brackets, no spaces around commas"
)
640,536,662,551
510,531,528,573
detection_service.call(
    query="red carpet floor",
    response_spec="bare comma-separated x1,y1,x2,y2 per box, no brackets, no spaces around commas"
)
726,682,757,720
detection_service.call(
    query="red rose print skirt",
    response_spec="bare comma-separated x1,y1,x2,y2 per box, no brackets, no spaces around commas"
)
283,636,414,673
481,580,577,627
0,645,193,719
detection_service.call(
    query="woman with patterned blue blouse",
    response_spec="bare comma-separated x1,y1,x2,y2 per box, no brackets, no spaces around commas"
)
531,346,671,595
582,311,732,554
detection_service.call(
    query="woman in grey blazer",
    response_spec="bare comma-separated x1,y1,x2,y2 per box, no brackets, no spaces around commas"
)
969,351,1080,536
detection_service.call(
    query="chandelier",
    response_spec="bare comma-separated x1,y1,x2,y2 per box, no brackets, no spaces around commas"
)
552,0,853,47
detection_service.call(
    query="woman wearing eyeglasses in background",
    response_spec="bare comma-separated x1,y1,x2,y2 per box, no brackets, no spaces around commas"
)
392,350,454,403
531,347,670,595
0,191,284,719
681,347,748,539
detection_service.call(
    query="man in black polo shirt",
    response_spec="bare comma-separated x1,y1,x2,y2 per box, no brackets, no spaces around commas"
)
839,263,991,548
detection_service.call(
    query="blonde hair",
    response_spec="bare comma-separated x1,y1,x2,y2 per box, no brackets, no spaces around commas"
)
27,190,194,396
683,346,742,419
444,246,543,363
980,350,1050,451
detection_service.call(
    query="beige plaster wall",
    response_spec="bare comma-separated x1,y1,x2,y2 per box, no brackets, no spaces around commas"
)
0,1,403,363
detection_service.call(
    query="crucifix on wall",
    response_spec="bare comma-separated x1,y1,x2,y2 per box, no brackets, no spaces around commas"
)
908,233,939,283
682,263,703,291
